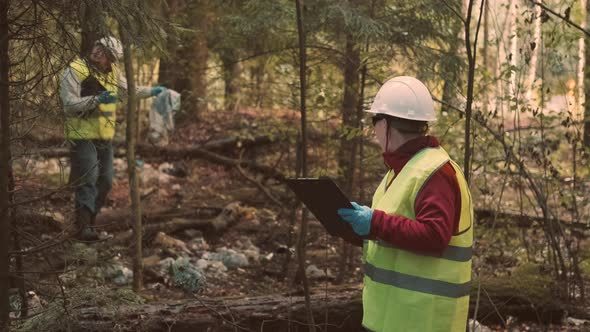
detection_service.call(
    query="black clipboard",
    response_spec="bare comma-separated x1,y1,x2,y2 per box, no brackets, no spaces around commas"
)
286,177,362,245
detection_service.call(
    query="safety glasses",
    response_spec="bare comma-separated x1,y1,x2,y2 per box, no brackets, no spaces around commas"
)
371,114,388,126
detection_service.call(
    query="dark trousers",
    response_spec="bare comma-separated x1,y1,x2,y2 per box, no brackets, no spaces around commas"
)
69,140,114,215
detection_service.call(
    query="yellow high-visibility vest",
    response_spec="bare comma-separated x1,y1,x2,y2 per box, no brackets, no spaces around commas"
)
64,58,119,140
363,147,473,332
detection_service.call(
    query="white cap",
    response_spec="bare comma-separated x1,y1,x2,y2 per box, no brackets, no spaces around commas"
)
95,36,123,60
366,76,436,122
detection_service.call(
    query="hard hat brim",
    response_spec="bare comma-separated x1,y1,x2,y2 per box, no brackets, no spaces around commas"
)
364,107,436,122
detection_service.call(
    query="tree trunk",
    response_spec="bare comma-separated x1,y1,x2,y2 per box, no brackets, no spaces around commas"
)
79,2,106,57
508,1,518,103
220,49,242,111
463,0,484,184
293,0,315,330
495,0,516,117
120,28,144,292
251,57,267,107
0,0,10,329
584,0,590,147
162,0,208,117
338,32,360,196
158,0,179,88
481,0,489,114
526,2,542,105
191,0,209,117
578,0,586,125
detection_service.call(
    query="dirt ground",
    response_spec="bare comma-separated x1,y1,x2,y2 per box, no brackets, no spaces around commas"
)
12,108,590,332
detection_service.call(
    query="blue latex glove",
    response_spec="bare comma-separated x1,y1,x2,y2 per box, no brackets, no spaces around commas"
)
337,202,373,236
151,85,167,97
97,91,118,104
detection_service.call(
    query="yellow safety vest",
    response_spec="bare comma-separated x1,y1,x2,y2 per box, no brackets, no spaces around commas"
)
362,147,473,332
64,58,119,140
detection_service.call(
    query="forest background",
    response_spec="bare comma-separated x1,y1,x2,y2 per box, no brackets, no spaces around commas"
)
0,0,589,331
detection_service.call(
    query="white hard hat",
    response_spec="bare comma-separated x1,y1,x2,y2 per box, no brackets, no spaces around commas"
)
95,36,123,59
366,76,436,122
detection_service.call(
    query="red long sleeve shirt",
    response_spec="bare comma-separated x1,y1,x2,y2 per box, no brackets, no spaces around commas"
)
369,136,461,256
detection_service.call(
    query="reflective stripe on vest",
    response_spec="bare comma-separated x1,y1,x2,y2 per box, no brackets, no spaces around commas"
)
362,147,473,332
64,58,119,140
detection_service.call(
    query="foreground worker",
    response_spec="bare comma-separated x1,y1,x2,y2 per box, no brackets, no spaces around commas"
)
338,76,473,332
60,36,166,241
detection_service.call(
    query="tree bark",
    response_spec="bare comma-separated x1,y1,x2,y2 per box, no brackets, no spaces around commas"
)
162,0,208,117
293,0,315,330
0,0,10,328
158,0,179,88
191,0,209,117
584,0,590,147
220,49,242,111
463,0,485,184
526,2,541,105
338,31,360,197
79,2,107,57
578,0,586,125
441,1,463,116
76,286,363,332
120,27,144,292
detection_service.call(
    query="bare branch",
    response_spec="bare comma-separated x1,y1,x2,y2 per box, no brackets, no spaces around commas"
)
529,0,590,37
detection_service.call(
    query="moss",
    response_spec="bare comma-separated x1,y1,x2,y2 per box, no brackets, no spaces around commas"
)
473,263,553,301
580,260,590,279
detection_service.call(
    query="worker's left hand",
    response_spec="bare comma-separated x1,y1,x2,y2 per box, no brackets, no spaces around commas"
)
337,202,373,236
151,86,167,97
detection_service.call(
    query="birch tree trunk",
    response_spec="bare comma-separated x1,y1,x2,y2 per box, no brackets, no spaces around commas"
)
526,3,542,106
495,0,516,116
509,1,519,102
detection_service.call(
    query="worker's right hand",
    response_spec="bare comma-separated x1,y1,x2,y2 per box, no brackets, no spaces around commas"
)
97,91,118,104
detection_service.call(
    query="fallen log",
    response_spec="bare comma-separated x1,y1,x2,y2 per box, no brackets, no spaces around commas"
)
22,135,278,158
97,203,242,233
475,209,590,232
64,277,588,332
29,144,287,182
75,286,363,332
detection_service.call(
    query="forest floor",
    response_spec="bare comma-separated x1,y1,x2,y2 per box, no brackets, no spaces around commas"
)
11,107,590,332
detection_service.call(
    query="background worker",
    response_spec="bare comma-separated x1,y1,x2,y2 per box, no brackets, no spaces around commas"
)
60,36,167,241
337,76,473,332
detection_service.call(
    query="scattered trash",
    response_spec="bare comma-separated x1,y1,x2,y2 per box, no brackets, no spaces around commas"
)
104,264,134,286
159,162,188,178
305,265,328,280
148,89,181,146
468,319,493,332
153,232,191,254
140,163,173,186
203,247,249,269
196,259,208,270
187,236,210,253
567,317,589,326
58,270,77,286
67,243,98,265
169,257,206,293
